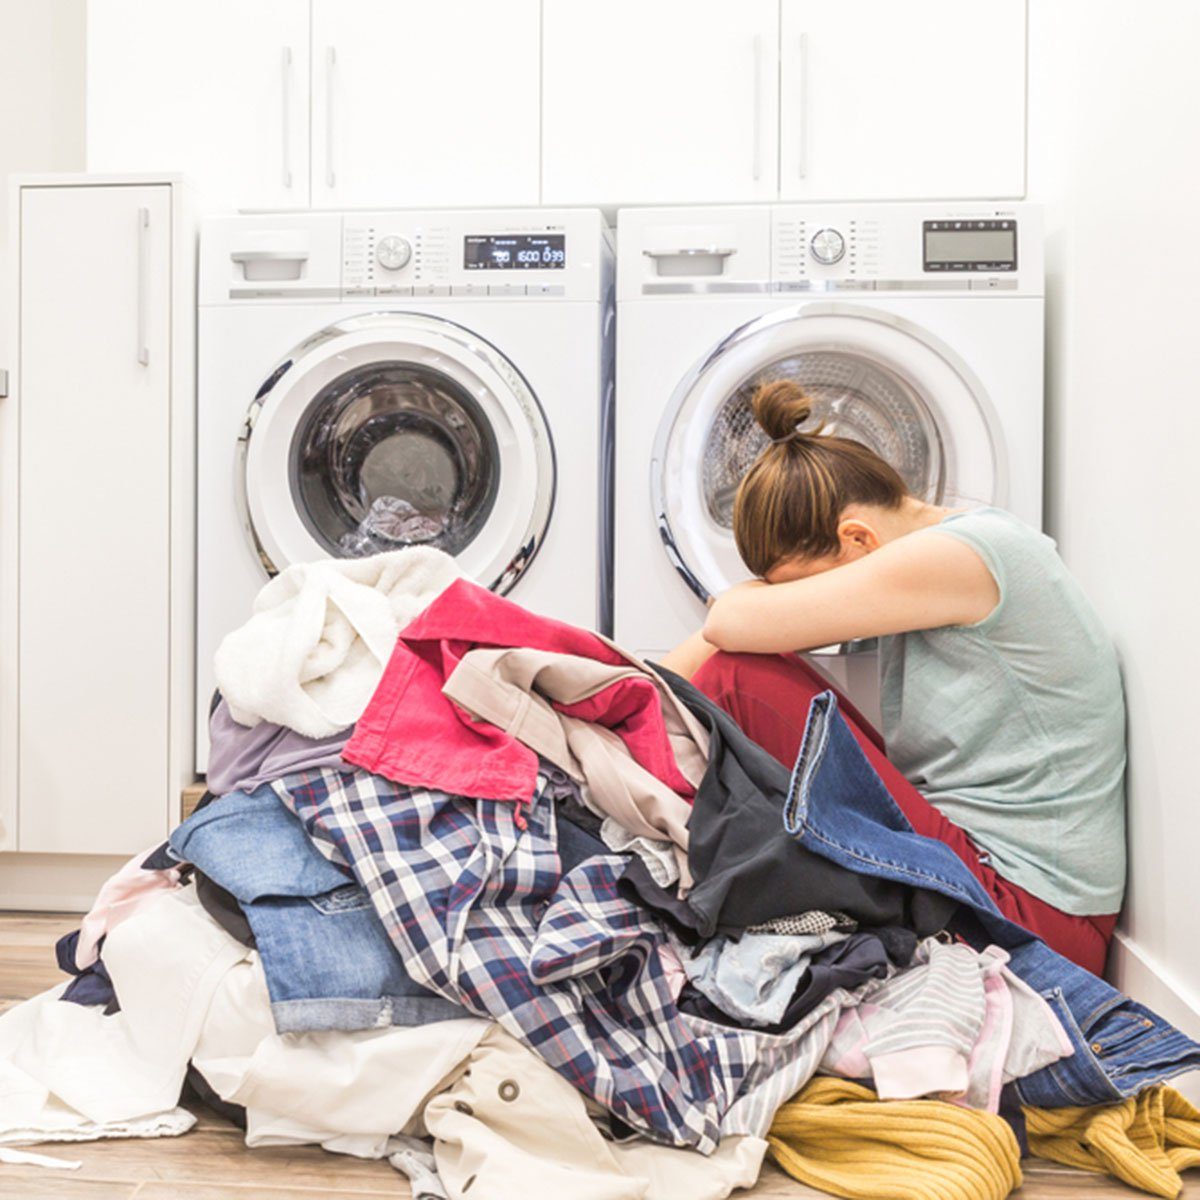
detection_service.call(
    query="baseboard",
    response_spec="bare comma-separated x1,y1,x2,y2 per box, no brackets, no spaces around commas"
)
1109,930,1200,1104
0,852,125,912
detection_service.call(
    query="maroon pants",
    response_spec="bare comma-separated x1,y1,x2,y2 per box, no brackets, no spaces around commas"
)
691,651,1117,976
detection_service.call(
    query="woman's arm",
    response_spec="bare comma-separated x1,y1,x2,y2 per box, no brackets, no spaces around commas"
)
703,531,999,654
656,628,720,679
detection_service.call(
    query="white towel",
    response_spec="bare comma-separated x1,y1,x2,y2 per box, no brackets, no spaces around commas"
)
214,547,461,737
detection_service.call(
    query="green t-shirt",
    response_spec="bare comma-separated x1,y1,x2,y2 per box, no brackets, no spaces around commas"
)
879,507,1126,916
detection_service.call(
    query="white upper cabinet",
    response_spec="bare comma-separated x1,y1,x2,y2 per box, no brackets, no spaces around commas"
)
310,0,541,208
87,0,310,209
542,0,780,206
779,0,1026,201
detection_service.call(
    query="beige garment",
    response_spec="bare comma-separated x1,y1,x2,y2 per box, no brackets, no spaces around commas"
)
442,646,710,887
424,1025,765,1200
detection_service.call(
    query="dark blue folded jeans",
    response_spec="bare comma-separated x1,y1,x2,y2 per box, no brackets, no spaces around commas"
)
170,785,470,1033
785,691,1200,1108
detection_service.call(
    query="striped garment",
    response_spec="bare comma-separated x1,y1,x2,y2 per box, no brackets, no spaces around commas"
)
819,937,1072,1111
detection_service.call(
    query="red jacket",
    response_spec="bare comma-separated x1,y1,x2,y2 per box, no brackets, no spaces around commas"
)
343,579,696,805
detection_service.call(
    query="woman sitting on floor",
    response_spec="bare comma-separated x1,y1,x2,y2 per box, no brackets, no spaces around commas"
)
661,379,1125,976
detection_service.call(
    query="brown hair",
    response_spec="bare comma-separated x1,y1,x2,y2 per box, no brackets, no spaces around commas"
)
732,379,909,576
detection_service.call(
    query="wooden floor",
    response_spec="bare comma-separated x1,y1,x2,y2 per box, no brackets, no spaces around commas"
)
0,913,1193,1200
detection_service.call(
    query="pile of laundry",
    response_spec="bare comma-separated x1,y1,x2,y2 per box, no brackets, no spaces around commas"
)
4,546,1200,1200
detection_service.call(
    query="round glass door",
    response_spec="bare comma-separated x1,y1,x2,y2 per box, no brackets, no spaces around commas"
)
242,314,555,594
653,303,1005,608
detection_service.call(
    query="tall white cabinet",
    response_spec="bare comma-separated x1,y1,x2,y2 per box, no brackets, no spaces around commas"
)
87,0,310,210
0,177,195,866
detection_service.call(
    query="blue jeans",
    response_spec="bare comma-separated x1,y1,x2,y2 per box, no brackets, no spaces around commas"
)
170,786,470,1033
785,691,1200,1107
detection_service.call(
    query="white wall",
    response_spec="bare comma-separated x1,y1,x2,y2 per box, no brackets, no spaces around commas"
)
1028,0,1200,1032
0,0,86,357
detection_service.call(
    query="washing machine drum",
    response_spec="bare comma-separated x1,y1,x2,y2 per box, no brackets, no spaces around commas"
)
654,303,1006,603
242,313,554,593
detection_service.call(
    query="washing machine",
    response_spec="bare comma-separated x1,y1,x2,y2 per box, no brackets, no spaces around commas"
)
197,208,614,769
615,202,1043,722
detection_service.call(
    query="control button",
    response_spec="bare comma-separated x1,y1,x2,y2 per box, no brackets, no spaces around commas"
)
451,283,488,297
375,235,413,271
412,283,450,297
527,283,566,297
376,284,413,296
487,284,527,297
344,286,376,297
809,228,846,265
969,278,1018,291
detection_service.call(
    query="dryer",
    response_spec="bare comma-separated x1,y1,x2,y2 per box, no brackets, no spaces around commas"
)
615,202,1043,721
197,208,614,768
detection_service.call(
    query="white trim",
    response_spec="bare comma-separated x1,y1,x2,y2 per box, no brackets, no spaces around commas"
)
1109,930,1200,1104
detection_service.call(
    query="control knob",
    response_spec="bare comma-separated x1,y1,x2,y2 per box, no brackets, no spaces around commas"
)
376,235,413,271
809,228,846,266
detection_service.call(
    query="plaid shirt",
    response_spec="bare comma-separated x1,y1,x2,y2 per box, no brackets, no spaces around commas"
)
273,767,853,1152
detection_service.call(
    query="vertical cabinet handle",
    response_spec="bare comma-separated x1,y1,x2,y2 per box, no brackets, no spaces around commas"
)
136,207,150,367
325,46,337,189
796,32,809,179
751,34,764,183
280,46,293,190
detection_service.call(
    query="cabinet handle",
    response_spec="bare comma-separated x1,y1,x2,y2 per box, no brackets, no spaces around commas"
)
325,46,337,189
280,46,293,190
752,34,764,183
796,32,809,179
136,206,150,367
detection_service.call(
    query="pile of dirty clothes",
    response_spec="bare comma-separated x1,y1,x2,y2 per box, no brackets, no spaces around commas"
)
4,547,1200,1200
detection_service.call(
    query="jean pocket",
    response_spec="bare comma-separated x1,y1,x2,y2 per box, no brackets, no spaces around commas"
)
1015,987,1124,1108
308,883,373,915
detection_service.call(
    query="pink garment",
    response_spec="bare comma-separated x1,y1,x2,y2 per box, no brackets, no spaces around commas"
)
344,579,698,806
74,846,184,969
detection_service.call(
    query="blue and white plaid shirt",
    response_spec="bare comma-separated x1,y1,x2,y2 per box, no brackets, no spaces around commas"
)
273,767,855,1152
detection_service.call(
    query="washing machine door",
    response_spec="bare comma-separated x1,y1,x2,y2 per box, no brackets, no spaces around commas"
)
653,302,1006,610
241,313,554,593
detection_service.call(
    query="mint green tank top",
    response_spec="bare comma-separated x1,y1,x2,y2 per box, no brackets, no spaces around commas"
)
879,508,1126,916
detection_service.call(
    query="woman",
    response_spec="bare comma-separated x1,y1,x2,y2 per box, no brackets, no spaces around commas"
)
662,380,1125,975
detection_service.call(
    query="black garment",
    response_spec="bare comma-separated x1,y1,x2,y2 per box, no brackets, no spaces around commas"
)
618,856,708,943
55,929,120,1014
183,1063,247,1130
195,870,256,949
651,665,957,939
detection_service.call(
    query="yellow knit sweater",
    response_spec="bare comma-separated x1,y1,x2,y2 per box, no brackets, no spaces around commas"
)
767,1077,1022,1200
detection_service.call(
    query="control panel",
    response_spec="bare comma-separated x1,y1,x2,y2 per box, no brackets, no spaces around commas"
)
616,203,1041,302
203,209,611,305
341,210,608,301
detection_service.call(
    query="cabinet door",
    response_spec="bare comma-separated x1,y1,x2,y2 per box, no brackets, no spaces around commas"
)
17,185,172,854
543,0,779,206
780,0,1026,200
87,0,310,209
311,0,540,208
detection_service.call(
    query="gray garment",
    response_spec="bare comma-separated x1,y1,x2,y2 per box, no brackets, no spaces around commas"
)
206,697,351,797
880,507,1127,916
600,818,680,888
387,1134,448,1200
684,931,850,1027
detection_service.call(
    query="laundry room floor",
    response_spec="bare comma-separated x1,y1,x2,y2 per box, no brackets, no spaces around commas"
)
0,913,1192,1200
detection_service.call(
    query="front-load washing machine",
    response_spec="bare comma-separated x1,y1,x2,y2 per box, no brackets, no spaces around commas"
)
197,208,614,768
615,202,1043,723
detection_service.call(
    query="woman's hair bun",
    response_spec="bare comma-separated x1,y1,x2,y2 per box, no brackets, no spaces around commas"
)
751,379,819,444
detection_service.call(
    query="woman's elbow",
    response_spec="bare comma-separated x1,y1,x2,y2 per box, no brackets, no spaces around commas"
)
702,604,737,650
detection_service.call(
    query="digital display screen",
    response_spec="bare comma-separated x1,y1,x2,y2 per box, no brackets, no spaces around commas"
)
464,234,566,270
923,220,1017,271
